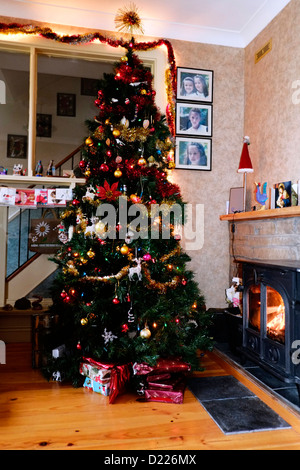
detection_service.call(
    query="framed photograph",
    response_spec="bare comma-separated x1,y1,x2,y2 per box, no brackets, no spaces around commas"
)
176,102,212,137
229,187,244,213
177,67,213,102
81,78,99,96
57,93,76,117
175,136,212,171
7,134,27,159
36,113,52,138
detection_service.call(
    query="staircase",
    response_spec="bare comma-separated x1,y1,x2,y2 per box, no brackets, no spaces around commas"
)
4,145,83,307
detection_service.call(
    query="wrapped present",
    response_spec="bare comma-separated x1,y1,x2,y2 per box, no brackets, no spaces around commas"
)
83,377,110,396
147,374,182,391
81,357,132,404
133,358,191,376
79,362,111,383
144,380,186,404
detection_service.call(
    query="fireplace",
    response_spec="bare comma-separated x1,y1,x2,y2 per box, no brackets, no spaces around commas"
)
239,259,300,396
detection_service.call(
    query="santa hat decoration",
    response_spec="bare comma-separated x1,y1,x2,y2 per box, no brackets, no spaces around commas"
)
237,136,253,173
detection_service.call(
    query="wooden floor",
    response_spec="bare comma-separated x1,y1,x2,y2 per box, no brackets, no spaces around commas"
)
1,343,300,450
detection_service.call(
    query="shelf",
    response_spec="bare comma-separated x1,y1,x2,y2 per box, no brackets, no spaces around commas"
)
0,175,86,187
220,206,300,222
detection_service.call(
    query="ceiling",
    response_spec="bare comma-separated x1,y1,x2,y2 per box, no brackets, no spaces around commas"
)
0,0,291,47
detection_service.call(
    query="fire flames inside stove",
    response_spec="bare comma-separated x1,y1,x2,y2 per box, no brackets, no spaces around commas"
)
266,287,285,344
249,285,285,344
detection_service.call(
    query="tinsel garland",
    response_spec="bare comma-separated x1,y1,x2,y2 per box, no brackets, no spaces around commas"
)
76,245,182,293
0,23,176,135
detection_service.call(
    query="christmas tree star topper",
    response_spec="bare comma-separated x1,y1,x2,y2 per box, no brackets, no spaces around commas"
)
115,3,144,35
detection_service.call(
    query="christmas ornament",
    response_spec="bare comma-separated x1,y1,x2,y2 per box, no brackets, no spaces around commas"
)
130,194,141,203
128,307,134,323
87,249,95,258
112,297,120,304
120,116,129,128
115,4,144,35
85,136,93,146
81,318,88,325
102,328,118,344
140,326,151,339
112,129,121,137
137,157,146,166
96,181,121,201
120,244,129,255
100,163,109,172
114,168,122,178
95,221,106,235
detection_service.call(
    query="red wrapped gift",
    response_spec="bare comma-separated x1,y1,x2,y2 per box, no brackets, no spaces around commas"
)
144,380,186,404
133,358,191,376
147,375,182,391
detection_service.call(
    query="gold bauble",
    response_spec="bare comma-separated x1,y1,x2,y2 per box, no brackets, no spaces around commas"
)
120,244,129,255
95,221,106,235
114,168,122,178
140,89,147,95
112,129,121,137
87,249,95,258
85,136,93,146
137,157,146,166
120,55,128,62
81,318,88,326
140,327,151,339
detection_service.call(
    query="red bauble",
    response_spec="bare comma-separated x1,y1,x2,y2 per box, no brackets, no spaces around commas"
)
100,163,109,172
113,297,120,304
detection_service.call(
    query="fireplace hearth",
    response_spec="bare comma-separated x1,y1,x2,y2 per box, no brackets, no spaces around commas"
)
238,259,300,401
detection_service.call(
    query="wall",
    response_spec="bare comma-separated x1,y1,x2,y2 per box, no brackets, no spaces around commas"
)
245,0,300,209
170,39,244,307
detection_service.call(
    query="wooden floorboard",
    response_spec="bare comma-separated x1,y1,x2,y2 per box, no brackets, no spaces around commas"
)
1,343,300,450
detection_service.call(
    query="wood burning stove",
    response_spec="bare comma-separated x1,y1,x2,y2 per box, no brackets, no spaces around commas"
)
239,259,300,398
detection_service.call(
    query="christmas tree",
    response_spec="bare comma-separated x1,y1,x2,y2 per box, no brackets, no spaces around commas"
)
43,6,213,398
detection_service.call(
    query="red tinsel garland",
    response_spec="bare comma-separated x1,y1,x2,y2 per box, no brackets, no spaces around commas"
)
0,23,176,135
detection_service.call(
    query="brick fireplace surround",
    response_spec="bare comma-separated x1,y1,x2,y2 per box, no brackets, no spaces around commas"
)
220,207,300,278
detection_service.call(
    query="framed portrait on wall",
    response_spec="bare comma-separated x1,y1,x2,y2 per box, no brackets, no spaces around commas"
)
7,134,27,159
176,102,212,137
175,136,212,171
177,67,213,102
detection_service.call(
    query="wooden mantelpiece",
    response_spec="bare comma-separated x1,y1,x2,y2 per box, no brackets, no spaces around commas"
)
220,206,300,222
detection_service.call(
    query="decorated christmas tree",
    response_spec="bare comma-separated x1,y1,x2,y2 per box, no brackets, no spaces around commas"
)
44,5,213,401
